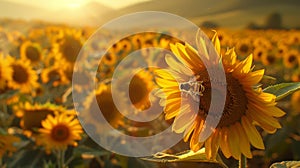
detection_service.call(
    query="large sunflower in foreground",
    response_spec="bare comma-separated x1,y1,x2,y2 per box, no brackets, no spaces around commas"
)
37,113,83,152
7,56,38,93
155,31,285,160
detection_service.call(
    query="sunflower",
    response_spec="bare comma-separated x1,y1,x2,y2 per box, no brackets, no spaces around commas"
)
53,34,83,66
291,70,300,82
37,113,83,151
41,65,68,86
7,56,38,93
283,50,299,69
0,134,20,158
131,34,144,50
128,69,155,111
0,54,12,89
236,39,253,57
20,40,42,66
155,30,285,160
261,52,277,66
14,102,75,132
253,46,268,62
84,83,124,129
291,91,300,113
118,38,133,56
101,51,118,66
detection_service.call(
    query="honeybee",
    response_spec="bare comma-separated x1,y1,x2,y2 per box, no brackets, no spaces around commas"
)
179,77,205,102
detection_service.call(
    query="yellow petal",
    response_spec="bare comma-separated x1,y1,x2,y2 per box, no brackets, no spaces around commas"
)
219,127,232,158
172,106,196,133
236,122,252,158
247,108,281,131
224,47,237,66
212,31,221,56
228,123,241,160
249,102,286,117
233,54,253,76
241,116,265,149
241,69,265,85
165,54,194,76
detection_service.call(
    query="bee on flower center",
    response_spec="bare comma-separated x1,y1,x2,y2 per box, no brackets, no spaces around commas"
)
179,76,205,102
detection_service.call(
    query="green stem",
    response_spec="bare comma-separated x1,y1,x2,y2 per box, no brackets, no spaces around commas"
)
239,154,247,168
0,157,3,168
57,149,66,168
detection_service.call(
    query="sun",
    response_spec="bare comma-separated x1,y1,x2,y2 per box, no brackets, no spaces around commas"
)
66,3,82,9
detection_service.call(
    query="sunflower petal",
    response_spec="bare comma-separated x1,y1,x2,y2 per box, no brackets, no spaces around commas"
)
219,127,232,158
241,116,265,149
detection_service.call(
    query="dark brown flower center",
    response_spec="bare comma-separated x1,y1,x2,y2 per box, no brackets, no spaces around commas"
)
266,54,276,64
12,64,29,84
239,44,249,53
129,75,150,109
25,46,40,62
60,37,82,63
288,55,296,63
23,109,54,130
51,124,70,141
196,70,248,128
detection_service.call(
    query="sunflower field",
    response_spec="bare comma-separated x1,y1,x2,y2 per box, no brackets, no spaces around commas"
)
0,17,300,168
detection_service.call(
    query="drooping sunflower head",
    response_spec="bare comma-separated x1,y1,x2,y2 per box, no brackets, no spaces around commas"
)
84,83,124,129
20,40,42,66
37,113,83,152
155,30,285,160
14,102,74,133
7,56,38,93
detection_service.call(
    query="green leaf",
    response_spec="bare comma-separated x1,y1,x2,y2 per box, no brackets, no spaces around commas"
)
263,82,300,101
141,149,227,168
270,161,300,168
262,75,277,81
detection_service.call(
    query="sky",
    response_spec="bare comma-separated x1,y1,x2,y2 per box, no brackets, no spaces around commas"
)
6,0,150,10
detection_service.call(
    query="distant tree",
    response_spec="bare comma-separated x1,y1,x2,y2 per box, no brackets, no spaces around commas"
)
200,21,219,29
246,22,261,30
265,12,283,29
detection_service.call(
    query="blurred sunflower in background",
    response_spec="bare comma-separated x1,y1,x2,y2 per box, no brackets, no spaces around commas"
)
129,69,155,111
52,32,83,67
20,40,42,66
0,134,20,158
14,102,75,135
41,64,68,87
261,52,278,66
283,49,299,69
84,83,124,129
155,31,286,160
0,54,12,89
37,113,82,152
7,56,38,93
